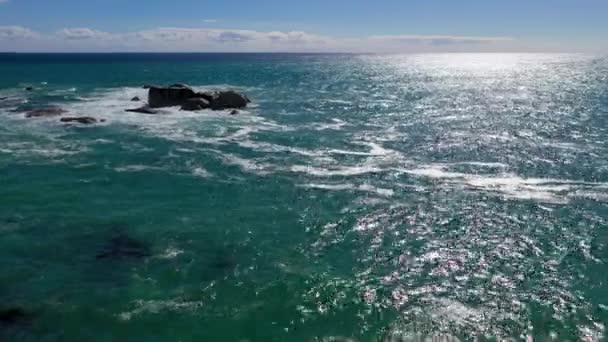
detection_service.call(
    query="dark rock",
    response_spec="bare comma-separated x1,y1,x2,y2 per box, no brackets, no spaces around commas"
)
25,87,33,91
60,117,98,125
143,84,159,89
192,91,216,102
209,90,249,110
131,96,141,102
180,98,210,111
145,85,250,111
0,308,32,326
96,234,151,260
230,110,239,115
148,85,196,108
125,106,159,115
25,106,67,118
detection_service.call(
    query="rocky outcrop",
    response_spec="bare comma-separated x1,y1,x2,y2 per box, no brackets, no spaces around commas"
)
209,90,250,110
131,96,141,102
144,84,250,112
125,106,160,114
148,85,196,108
60,117,99,125
25,106,67,118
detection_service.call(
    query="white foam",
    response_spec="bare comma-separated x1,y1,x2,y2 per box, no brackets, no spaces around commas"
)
236,140,321,157
300,183,394,197
118,299,204,321
157,247,185,259
60,87,292,147
311,118,349,131
114,165,164,173
220,153,274,175
402,164,608,203
453,161,509,169
192,167,212,178
291,164,383,177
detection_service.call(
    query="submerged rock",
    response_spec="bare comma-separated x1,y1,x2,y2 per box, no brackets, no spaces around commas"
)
131,96,141,102
125,106,160,115
24,87,33,91
230,110,239,115
25,106,67,118
0,308,33,326
96,234,151,260
60,116,98,125
210,252,238,271
180,98,210,111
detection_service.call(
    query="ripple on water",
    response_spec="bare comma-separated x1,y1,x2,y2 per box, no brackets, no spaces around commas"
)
1,54,608,340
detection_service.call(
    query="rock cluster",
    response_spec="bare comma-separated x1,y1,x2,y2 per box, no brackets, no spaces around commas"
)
20,83,250,124
140,84,250,112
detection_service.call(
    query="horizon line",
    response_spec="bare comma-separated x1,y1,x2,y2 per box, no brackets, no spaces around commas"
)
0,51,597,55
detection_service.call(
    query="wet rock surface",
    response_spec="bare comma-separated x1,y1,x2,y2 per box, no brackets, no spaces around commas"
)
145,84,250,111
60,116,99,125
125,106,160,114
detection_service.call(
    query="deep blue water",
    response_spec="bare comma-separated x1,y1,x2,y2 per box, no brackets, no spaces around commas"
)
1,53,608,341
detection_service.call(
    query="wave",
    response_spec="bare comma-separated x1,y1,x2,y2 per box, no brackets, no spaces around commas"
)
401,164,608,204
300,182,394,197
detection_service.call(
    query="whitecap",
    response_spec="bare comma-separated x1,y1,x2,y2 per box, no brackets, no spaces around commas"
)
118,299,204,321
301,182,393,197
220,153,274,175
310,118,349,131
291,164,383,177
157,247,185,259
114,165,164,173
192,167,212,178
402,164,608,204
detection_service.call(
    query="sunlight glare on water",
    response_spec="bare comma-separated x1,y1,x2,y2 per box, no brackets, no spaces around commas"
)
0,53,607,341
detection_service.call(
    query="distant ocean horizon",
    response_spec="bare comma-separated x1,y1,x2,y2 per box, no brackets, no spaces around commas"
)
1,52,608,341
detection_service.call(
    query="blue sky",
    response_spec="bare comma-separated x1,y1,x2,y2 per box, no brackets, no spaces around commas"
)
0,0,607,52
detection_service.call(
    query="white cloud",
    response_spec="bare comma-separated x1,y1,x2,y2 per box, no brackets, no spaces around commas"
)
61,28,111,40
369,35,513,46
0,25,529,52
0,26,38,39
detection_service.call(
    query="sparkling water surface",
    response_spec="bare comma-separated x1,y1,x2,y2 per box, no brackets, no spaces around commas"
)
1,53,608,341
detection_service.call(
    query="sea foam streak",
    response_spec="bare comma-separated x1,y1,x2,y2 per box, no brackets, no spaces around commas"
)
402,164,608,203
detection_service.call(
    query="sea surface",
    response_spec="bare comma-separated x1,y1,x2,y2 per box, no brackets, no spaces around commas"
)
1,53,608,341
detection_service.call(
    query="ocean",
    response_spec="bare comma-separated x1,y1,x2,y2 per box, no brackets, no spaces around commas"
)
1,53,607,341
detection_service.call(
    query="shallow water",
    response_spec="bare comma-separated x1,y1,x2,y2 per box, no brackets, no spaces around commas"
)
1,53,608,341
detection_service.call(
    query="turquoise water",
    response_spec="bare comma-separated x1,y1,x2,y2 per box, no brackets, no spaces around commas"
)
1,53,608,341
